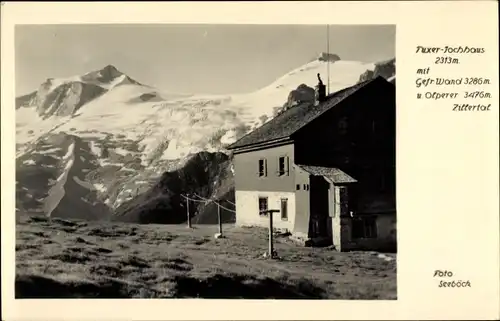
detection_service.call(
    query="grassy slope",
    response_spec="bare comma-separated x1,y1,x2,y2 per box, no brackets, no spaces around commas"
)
15,214,396,299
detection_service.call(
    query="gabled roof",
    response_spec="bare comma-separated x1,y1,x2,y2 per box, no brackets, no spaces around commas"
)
298,165,357,184
227,76,389,151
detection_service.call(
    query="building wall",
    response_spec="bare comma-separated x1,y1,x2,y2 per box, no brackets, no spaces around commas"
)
340,213,397,252
233,143,296,193
235,190,296,232
293,80,396,215
232,79,396,252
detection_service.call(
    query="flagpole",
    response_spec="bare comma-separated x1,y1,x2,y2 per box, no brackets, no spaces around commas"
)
327,24,330,95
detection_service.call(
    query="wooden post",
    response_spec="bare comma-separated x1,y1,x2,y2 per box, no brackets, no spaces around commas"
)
218,204,222,235
268,210,274,257
186,197,192,228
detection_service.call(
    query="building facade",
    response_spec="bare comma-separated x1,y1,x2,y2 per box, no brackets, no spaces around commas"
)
228,76,396,252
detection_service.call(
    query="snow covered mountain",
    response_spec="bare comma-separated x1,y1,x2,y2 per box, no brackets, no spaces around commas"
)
15,54,395,223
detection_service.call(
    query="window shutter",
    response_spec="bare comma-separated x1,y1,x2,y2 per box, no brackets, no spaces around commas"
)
276,156,289,176
328,188,334,217
333,187,340,217
258,159,268,177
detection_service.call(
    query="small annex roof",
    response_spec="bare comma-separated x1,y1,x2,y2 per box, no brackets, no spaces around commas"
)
298,165,357,184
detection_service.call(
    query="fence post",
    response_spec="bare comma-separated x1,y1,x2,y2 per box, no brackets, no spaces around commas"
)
218,204,223,235
186,197,192,228
268,210,274,257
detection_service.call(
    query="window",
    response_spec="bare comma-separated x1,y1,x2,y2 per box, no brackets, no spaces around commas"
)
338,117,348,135
296,184,300,190
351,216,377,239
258,197,268,216
258,159,267,177
278,156,289,176
280,198,288,221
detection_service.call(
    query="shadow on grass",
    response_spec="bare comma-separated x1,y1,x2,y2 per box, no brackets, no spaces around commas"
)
15,273,326,299
172,274,326,299
15,275,131,298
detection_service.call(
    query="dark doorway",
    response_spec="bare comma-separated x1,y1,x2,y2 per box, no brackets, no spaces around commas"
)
308,176,330,238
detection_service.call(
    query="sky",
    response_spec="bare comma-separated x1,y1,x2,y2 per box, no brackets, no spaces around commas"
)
15,24,395,96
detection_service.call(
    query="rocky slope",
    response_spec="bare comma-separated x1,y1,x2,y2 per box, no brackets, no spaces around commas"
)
16,91,37,109
358,58,396,83
16,132,112,220
114,152,233,224
15,54,395,224
281,84,316,112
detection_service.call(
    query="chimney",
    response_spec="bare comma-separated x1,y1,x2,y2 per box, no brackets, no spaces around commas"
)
315,73,326,105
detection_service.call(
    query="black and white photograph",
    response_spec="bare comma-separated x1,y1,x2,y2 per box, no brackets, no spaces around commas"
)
15,24,396,299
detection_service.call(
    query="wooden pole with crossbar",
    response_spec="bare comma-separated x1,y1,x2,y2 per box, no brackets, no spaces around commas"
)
262,209,280,258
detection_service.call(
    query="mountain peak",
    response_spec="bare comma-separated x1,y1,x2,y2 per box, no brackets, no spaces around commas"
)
97,64,124,78
80,64,126,84
101,64,121,73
